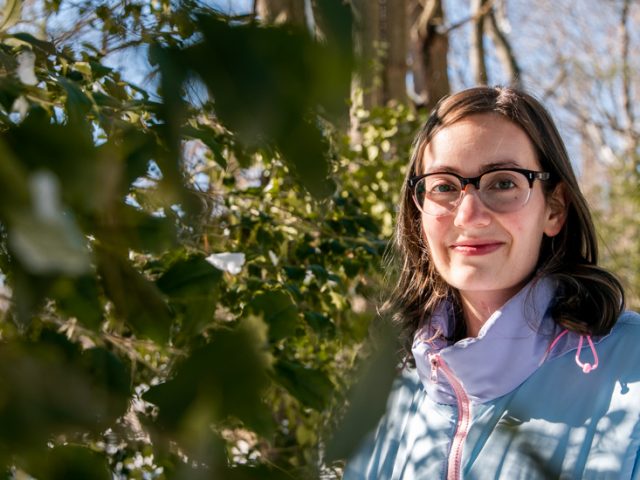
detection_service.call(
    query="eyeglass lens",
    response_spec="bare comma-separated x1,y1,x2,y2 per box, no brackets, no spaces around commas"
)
412,170,533,216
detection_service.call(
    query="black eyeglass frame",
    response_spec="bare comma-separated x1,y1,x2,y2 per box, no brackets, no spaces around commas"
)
408,167,551,213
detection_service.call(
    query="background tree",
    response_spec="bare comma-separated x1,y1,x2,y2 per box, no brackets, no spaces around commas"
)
409,0,451,110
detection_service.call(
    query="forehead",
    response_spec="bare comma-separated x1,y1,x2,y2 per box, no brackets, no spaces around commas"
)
418,113,539,174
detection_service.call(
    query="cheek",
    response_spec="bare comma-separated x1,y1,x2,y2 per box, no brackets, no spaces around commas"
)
421,217,450,256
506,215,546,259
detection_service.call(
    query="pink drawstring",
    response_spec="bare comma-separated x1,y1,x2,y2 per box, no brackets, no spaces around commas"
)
546,329,569,354
575,335,599,373
541,329,599,374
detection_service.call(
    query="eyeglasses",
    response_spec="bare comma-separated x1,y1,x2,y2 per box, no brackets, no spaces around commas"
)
408,168,550,217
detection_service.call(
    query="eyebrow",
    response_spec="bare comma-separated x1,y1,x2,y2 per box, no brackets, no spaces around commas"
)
424,160,524,175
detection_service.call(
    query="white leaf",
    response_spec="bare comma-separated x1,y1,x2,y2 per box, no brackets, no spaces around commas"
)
205,252,245,275
10,95,28,120
17,51,37,86
8,170,90,275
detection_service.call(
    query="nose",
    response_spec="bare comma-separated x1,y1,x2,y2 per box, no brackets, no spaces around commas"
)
453,185,492,228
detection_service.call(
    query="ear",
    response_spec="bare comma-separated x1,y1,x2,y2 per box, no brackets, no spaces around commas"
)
544,183,568,237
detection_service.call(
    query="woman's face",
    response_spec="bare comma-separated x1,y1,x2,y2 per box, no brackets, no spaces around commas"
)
419,113,565,304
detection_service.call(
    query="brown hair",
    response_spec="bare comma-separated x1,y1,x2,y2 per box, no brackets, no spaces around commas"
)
384,86,625,362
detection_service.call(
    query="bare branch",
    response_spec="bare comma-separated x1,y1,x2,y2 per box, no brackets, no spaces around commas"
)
620,0,634,130
484,7,521,87
443,0,495,34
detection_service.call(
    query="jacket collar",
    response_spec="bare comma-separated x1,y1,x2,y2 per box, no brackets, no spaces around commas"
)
411,278,595,404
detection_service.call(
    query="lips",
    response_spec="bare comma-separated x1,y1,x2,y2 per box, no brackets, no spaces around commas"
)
450,240,504,255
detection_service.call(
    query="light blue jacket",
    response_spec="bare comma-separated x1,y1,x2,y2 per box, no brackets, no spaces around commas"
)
344,279,640,479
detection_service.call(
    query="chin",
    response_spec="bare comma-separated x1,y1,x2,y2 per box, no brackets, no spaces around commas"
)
446,271,526,295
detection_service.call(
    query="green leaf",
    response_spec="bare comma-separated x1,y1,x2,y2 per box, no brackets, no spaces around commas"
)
11,33,57,56
247,290,298,342
182,124,228,169
50,275,103,330
325,321,399,462
156,256,222,340
184,16,347,198
27,445,111,480
8,207,91,276
274,359,334,410
97,247,172,341
96,204,176,254
2,107,97,213
58,77,93,121
304,311,336,336
0,333,131,451
157,255,222,295
144,319,273,440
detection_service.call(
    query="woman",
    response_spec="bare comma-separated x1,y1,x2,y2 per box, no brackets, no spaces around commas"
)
344,86,640,479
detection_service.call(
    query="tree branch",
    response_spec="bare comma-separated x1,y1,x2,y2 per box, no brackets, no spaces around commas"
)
484,7,521,87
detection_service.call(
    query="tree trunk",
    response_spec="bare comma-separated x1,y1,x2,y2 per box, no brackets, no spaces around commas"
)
352,0,382,110
255,0,306,26
409,0,450,111
470,0,489,85
381,0,407,103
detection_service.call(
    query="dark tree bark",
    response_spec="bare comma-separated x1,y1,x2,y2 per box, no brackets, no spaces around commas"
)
409,0,450,111
381,0,408,103
470,0,489,85
352,0,382,110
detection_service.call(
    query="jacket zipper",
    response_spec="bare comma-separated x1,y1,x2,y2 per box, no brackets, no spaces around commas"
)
429,353,471,480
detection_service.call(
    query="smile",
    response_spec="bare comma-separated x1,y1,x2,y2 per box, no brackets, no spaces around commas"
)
450,241,504,256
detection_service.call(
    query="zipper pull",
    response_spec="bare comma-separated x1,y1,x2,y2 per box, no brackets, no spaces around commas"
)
429,354,439,382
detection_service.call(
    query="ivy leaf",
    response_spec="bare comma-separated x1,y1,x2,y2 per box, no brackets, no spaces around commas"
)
0,333,131,451
157,256,222,340
325,321,399,462
274,359,333,410
50,275,103,331
247,290,299,342
27,445,111,480
144,319,273,440
182,125,228,169
97,247,172,342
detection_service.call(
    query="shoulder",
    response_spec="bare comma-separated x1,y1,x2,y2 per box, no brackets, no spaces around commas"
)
604,310,640,347
589,310,640,379
616,310,640,326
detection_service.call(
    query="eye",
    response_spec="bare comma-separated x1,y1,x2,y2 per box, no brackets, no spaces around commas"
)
485,172,522,191
424,175,460,194
492,179,516,190
429,182,459,194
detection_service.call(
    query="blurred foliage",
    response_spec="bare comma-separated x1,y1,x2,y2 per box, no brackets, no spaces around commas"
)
593,154,640,311
0,0,422,478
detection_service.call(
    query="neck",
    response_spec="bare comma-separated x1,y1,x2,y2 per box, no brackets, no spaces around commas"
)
458,289,519,338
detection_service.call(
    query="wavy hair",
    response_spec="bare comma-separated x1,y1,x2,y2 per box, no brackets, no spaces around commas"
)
384,86,625,362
